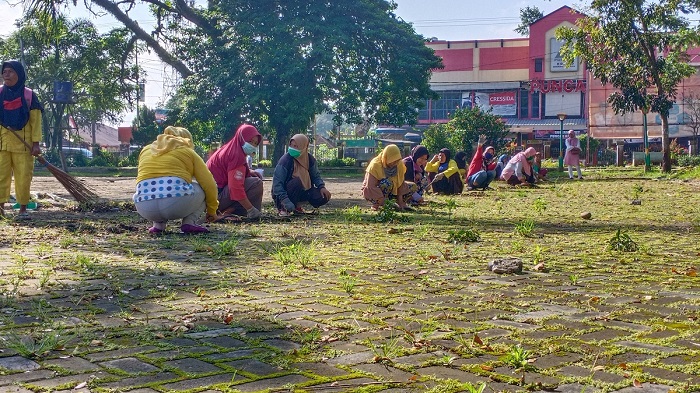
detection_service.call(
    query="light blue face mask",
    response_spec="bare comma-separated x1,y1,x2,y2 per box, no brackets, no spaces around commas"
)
242,142,257,155
288,147,302,158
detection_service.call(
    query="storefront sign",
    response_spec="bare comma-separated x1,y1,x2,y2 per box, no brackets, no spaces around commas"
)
472,91,517,116
489,91,516,105
529,79,586,93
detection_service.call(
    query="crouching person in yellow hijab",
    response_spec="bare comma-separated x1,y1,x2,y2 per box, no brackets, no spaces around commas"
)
134,126,219,234
361,144,418,211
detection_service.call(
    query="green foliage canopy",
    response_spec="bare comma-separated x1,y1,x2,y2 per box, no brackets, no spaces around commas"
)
420,107,510,158
556,0,700,172
163,0,442,162
515,6,544,36
0,17,138,149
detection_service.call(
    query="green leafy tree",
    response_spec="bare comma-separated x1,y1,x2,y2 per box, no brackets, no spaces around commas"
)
24,0,441,164
130,105,160,148
0,17,138,151
446,107,510,159
556,0,700,172
515,6,544,36
421,123,457,156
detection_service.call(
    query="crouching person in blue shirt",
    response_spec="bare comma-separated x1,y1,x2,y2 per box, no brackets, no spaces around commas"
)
272,134,331,216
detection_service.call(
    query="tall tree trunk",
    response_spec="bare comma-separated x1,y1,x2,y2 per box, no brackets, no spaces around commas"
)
661,115,671,172
272,125,291,165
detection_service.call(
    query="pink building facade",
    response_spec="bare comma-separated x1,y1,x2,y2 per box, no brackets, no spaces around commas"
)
421,5,700,145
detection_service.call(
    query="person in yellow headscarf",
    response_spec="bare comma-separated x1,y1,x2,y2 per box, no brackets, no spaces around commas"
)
361,144,417,210
272,133,331,216
134,126,219,234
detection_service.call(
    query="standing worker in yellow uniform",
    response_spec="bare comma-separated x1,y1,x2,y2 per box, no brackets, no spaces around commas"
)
0,61,43,220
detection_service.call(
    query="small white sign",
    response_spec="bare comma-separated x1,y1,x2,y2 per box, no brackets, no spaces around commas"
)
550,38,578,72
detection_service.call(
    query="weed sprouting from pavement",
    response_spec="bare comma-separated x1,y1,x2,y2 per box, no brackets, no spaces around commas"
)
532,197,547,213
212,237,240,259
447,228,480,243
272,240,317,269
503,344,532,370
342,205,363,222
608,228,638,252
514,219,535,237
1,328,68,359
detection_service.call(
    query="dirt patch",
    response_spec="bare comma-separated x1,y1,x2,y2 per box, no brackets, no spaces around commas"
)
25,175,366,210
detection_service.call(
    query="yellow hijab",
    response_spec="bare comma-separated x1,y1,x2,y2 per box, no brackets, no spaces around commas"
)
150,126,194,156
366,144,406,195
290,134,312,190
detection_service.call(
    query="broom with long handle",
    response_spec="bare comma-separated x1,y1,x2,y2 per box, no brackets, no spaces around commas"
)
6,128,100,203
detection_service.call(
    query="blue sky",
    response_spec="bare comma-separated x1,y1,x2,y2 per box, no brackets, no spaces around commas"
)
0,0,580,125
394,0,583,40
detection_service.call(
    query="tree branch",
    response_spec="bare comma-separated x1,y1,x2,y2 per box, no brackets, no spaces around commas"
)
91,0,194,77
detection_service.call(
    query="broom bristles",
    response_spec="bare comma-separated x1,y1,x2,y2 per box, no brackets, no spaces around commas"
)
37,156,100,203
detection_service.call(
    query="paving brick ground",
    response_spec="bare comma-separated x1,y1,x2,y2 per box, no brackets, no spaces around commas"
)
0,176,699,392
1,268,697,392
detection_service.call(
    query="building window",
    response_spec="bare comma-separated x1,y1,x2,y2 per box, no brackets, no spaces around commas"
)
531,92,540,118
519,90,529,119
430,91,462,120
418,100,430,120
534,58,543,73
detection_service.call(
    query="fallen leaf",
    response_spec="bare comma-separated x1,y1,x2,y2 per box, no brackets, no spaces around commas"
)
416,269,429,276
408,375,418,381
619,362,628,370
687,268,697,277
90,340,103,347
224,314,234,324
633,379,643,388
592,365,605,371
480,364,494,371
473,334,484,345
533,262,545,271
74,381,87,389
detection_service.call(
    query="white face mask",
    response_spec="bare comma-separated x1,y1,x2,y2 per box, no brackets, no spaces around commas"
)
242,142,257,155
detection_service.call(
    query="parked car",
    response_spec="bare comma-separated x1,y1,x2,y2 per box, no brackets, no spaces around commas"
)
62,147,93,159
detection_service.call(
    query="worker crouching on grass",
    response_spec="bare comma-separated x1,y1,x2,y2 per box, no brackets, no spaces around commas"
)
133,126,219,234
0,60,43,221
361,144,417,211
272,134,331,217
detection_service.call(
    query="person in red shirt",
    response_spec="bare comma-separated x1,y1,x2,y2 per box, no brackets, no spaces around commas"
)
207,124,264,220
465,134,497,190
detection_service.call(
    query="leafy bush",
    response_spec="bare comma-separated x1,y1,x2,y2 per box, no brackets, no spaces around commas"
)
319,157,356,167
677,154,700,167
257,160,273,168
670,139,687,165
422,123,456,156
118,150,140,167
88,149,119,167
577,134,600,158
71,152,89,167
